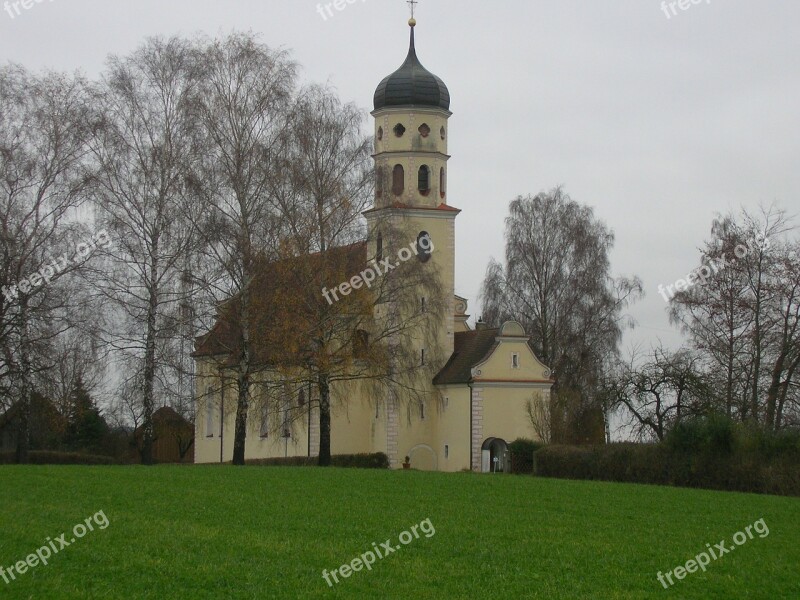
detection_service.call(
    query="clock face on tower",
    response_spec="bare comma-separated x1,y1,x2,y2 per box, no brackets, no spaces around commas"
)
417,231,432,263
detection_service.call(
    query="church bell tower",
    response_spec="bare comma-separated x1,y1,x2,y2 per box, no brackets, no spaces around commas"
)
364,14,460,359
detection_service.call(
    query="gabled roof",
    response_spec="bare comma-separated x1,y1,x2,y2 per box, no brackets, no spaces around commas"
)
433,328,501,385
133,406,192,435
433,326,553,386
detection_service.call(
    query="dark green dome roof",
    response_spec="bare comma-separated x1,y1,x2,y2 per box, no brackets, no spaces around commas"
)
373,25,450,111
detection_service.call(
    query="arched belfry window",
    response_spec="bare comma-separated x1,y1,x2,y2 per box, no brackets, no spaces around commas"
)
417,231,432,263
392,164,404,196
418,166,430,196
440,167,446,199
353,329,369,359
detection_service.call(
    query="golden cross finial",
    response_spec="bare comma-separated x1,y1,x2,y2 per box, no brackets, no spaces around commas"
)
408,0,418,20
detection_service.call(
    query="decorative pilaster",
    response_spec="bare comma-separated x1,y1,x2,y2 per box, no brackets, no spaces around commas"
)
386,392,400,468
308,405,320,457
471,386,484,471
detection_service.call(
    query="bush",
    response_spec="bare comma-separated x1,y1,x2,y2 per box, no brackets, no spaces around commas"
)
533,443,800,496
0,451,117,465
508,438,546,474
665,414,736,455
245,453,389,469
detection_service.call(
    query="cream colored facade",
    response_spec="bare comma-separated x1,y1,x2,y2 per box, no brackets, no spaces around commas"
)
193,21,553,471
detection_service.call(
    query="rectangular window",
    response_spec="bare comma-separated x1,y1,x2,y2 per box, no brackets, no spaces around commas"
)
205,390,215,437
420,401,426,420
421,348,426,366
282,398,291,439
444,444,449,459
512,353,520,369
260,404,269,439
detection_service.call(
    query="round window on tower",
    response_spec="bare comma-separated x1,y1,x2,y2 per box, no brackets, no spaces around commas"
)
394,123,406,138
440,126,446,140
418,123,430,138
377,126,383,141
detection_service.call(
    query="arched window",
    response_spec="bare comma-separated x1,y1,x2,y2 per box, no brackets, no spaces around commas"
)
353,329,369,358
376,232,383,262
417,231,432,263
418,165,430,195
298,389,306,407
439,167,446,199
392,164,404,196
376,165,384,198
377,126,383,141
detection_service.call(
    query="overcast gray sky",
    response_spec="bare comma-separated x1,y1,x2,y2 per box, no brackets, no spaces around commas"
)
3,0,798,351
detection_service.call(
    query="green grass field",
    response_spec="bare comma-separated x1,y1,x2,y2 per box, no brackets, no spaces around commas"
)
1,466,798,599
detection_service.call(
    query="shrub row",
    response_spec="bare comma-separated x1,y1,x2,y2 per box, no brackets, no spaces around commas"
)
245,452,389,469
0,451,117,465
665,416,800,459
533,444,800,496
508,439,547,474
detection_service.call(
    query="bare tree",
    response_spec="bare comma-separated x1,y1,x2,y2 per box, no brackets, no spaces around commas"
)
34,326,107,415
0,65,95,462
670,207,799,429
526,394,552,444
191,33,297,465
195,83,446,466
88,37,202,464
481,187,642,441
604,346,711,441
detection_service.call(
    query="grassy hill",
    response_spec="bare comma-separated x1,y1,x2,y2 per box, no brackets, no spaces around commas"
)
1,466,797,598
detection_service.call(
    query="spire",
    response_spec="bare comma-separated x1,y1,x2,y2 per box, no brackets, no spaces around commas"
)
407,17,417,60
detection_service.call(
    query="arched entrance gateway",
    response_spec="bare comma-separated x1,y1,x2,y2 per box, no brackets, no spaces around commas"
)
480,437,509,473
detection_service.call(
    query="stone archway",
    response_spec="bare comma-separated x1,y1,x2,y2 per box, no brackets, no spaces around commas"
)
481,437,509,473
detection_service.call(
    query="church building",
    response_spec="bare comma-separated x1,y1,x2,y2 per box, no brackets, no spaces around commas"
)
193,17,553,471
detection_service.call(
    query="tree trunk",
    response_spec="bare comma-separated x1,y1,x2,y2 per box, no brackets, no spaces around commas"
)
232,285,252,465
317,372,331,466
141,278,158,465
232,367,249,465
15,303,32,464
